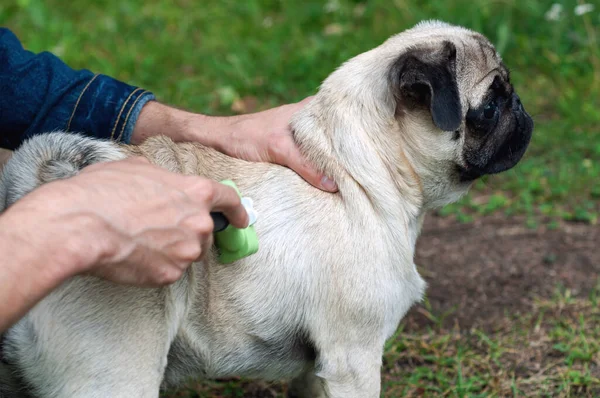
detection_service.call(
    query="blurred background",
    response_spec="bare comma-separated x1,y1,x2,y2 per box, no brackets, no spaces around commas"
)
1,0,598,396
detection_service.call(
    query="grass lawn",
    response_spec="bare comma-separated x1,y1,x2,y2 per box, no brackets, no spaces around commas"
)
2,0,599,396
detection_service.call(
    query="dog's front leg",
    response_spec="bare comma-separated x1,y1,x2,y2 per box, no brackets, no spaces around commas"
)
314,346,383,398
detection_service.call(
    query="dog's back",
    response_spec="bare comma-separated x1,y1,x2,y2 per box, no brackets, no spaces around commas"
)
0,132,126,212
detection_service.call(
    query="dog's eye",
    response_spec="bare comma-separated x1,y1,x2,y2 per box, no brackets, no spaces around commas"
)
483,100,497,119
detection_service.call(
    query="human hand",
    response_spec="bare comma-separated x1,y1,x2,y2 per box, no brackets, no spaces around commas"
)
131,98,337,192
2,157,248,287
202,97,338,192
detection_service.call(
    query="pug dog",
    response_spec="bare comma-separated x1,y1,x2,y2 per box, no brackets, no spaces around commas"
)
0,20,533,398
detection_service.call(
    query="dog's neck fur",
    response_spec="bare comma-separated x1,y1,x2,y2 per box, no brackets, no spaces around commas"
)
292,88,425,257
291,38,469,257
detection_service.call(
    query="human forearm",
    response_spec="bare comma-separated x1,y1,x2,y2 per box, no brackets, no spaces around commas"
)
0,209,100,332
130,100,227,146
131,99,337,192
0,156,250,332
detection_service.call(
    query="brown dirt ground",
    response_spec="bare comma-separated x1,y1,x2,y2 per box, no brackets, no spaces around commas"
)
403,213,600,332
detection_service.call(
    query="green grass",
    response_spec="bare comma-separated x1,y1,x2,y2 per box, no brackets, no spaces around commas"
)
380,287,600,397
1,0,598,224
2,1,599,396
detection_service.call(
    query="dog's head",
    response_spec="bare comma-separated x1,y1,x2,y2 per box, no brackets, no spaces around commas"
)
296,20,533,209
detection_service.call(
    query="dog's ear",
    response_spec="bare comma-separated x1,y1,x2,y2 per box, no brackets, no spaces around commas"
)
390,41,462,132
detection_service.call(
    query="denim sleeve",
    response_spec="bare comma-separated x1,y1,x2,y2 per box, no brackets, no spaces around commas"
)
0,28,155,150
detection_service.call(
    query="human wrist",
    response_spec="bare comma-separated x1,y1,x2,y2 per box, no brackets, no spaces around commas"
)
131,101,212,145
131,99,240,150
131,101,182,144
185,112,233,151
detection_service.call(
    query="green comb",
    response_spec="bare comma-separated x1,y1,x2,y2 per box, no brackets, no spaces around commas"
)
211,180,259,264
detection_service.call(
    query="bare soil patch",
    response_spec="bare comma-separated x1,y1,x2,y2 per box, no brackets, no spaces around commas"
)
404,214,599,331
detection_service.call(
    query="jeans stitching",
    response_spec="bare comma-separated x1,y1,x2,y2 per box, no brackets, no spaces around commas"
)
116,90,149,142
110,87,143,140
66,74,99,131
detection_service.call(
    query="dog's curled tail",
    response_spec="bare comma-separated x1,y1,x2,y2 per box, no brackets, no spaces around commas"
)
0,132,126,212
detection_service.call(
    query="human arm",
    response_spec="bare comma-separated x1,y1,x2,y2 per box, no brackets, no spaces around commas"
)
131,99,338,192
0,27,154,150
0,157,248,332
0,28,336,191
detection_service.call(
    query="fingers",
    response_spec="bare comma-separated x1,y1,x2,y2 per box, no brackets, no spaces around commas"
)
184,179,249,229
94,228,206,287
265,98,338,192
90,236,184,287
139,227,205,265
210,186,249,228
128,224,212,286
286,146,338,192
127,250,184,287
178,214,214,257
268,133,338,192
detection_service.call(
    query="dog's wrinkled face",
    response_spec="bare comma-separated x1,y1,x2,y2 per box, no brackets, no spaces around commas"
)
389,22,534,188
459,50,534,182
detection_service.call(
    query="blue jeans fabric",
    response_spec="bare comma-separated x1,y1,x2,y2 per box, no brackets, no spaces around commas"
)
0,28,155,150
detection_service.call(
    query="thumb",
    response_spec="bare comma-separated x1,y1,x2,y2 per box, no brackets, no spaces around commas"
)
284,146,338,192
